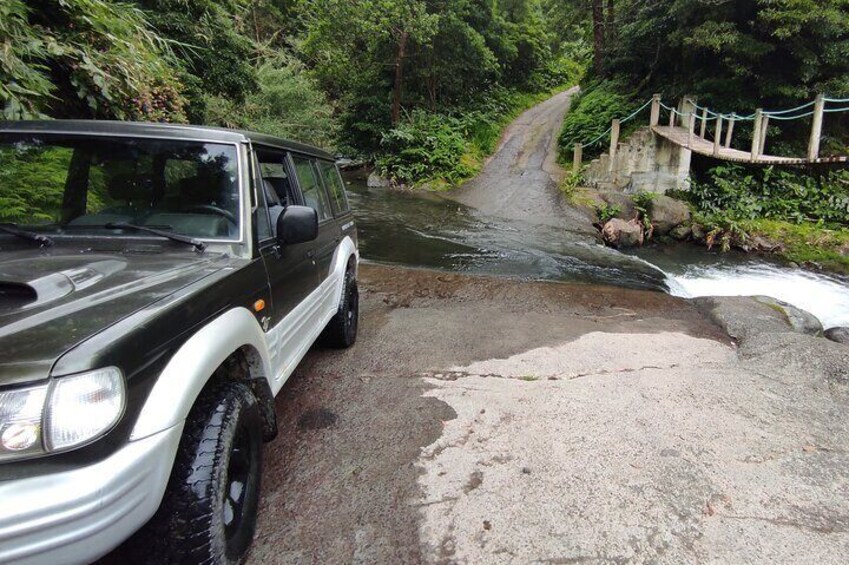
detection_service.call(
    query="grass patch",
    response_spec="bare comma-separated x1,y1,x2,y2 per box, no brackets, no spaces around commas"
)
741,219,849,273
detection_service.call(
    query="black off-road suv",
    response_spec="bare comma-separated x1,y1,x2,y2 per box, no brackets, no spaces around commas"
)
0,121,359,564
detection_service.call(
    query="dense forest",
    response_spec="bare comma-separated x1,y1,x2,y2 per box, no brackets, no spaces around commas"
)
0,0,586,185
560,0,849,158
2,1,848,186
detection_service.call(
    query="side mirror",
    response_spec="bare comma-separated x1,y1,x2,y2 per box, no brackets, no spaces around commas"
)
276,205,318,245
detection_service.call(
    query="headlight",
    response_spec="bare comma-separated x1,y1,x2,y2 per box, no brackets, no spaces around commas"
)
0,367,125,461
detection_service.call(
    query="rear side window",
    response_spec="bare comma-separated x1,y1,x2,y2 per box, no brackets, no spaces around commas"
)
291,155,332,221
318,161,349,215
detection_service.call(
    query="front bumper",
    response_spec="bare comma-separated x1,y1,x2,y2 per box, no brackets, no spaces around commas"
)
0,423,183,565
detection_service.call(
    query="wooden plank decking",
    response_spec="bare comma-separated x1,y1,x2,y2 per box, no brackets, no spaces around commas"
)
652,126,849,165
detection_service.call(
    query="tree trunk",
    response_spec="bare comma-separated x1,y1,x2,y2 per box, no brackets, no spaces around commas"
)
592,0,605,75
391,30,409,126
606,0,615,37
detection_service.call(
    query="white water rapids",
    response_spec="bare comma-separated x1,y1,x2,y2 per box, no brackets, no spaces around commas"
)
665,263,849,329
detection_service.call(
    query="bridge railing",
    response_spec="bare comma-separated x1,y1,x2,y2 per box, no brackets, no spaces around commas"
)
573,92,849,171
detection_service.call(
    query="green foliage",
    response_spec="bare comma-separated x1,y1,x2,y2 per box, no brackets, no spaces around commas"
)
559,167,585,197
697,213,750,252
375,111,472,185
374,84,574,186
138,0,257,123
688,165,849,225
632,191,656,234
0,144,70,223
303,0,582,156
606,0,849,106
203,53,337,149
596,204,621,224
683,165,849,270
0,0,186,121
558,82,632,159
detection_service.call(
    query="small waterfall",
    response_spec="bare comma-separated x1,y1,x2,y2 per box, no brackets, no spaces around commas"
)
661,263,849,329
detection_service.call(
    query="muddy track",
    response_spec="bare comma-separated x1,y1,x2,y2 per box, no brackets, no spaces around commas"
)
450,87,596,237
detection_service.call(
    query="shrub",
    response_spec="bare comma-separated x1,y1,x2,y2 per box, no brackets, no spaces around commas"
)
203,53,337,150
375,110,472,185
688,165,849,226
558,82,632,159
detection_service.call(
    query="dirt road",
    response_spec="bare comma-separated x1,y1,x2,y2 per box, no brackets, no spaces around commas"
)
450,87,596,237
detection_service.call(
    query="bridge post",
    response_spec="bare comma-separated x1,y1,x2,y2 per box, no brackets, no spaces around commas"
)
608,119,620,173
573,143,582,173
650,94,661,126
750,109,763,162
724,113,736,148
713,116,723,156
687,112,696,148
759,115,770,155
699,108,709,138
808,94,825,161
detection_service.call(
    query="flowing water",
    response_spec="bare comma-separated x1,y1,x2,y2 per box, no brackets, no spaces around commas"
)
346,178,849,328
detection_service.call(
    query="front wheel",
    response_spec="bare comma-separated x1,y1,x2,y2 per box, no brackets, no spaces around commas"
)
321,268,359,348
141,382,263,564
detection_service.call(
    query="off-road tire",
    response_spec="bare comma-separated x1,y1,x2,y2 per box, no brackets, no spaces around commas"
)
140,381,263,564
320,268,358,349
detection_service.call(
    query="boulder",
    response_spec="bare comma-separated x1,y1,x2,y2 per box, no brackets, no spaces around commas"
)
602,218,644,248
752,296,824,336
650,195,691,235
669,223,692,240
691,223,706,242
598,191,636,220
825,327,849,345
693,295,824,341
367,172,392,188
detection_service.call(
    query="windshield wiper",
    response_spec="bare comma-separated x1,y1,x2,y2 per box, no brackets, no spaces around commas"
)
104,222,206,252
0,223,54,247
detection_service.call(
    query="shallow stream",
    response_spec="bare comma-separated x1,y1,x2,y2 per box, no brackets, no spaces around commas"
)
346,178,849,329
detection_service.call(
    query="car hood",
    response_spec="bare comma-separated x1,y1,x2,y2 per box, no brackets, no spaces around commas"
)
0,246,233,386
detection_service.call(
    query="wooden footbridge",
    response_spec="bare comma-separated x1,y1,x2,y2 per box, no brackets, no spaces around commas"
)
573,94,849,173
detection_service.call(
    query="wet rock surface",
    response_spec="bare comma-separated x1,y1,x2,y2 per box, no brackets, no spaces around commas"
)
825,326,849,345
243,264,849,564
602,217,644,248
650,194,692,235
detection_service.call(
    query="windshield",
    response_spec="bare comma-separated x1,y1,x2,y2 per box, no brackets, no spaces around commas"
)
0,134,241,241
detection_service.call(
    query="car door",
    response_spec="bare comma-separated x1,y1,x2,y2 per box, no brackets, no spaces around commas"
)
253,146,317,327
289,154,340,286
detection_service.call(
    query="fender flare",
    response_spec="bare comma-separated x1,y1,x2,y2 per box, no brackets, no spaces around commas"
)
327,235,358,309
130,307,273,441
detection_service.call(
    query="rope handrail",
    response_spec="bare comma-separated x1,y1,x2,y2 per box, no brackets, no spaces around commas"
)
763,100,815,116
580,126,613,148
579,98,653,148
578,94,849,148
765,110,816,121
619,98,654,124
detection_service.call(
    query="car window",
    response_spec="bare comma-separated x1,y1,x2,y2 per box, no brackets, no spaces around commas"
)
291,155,332,221
318,161,349,215
255,148,293,238
0,134,241,240
251,154,272,242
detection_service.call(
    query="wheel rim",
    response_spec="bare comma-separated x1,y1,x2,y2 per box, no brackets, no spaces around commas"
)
223,422,253,549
